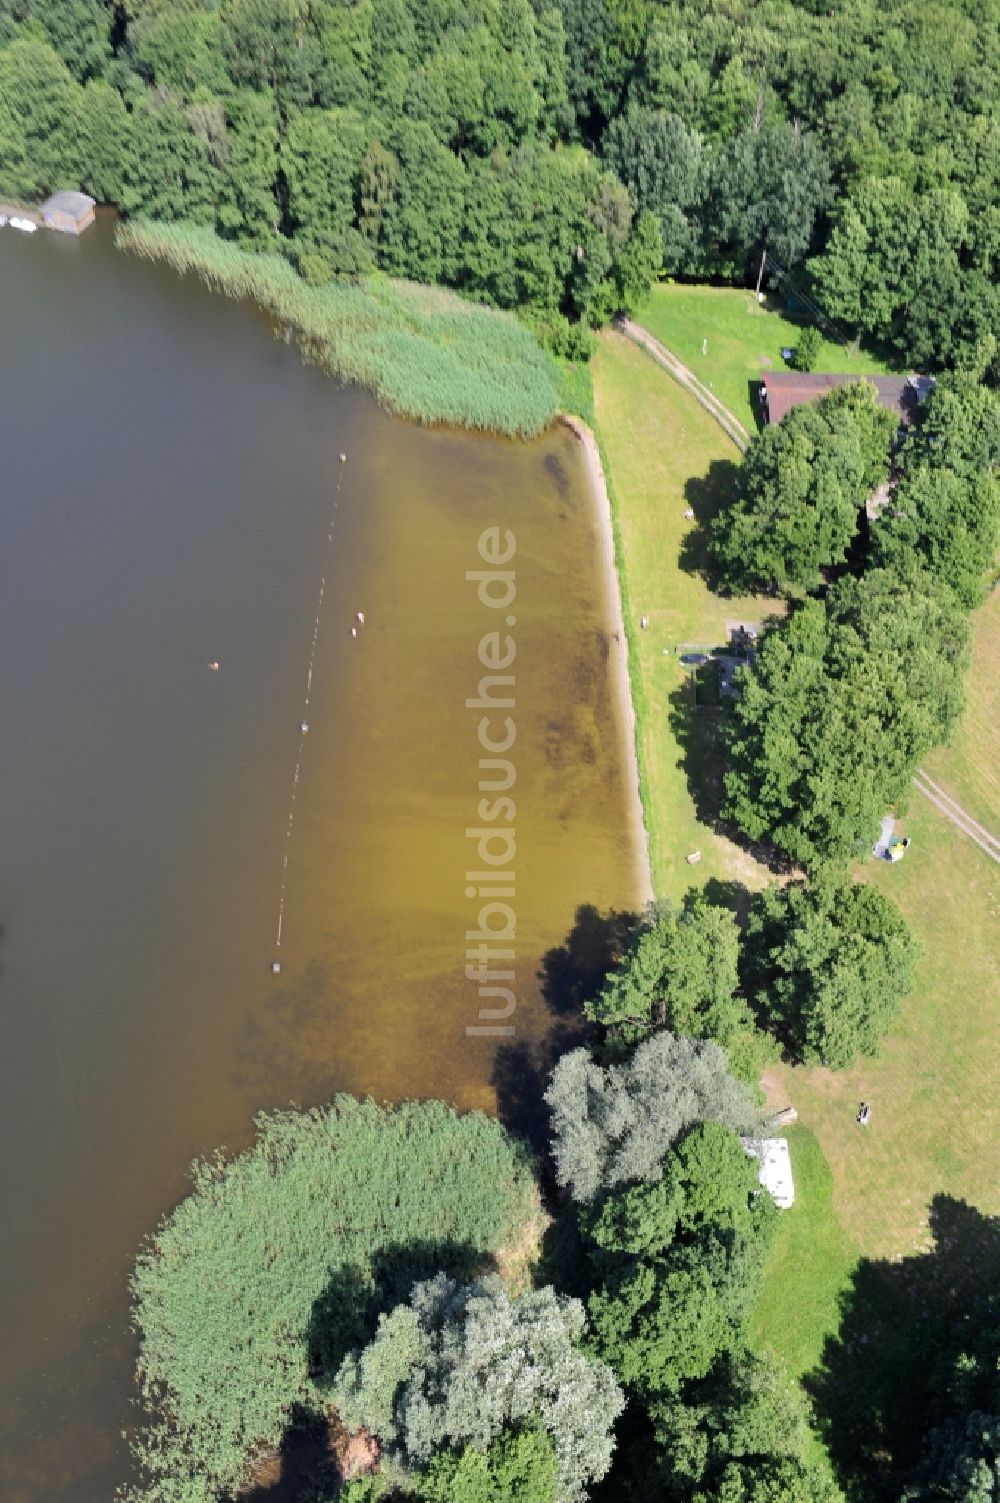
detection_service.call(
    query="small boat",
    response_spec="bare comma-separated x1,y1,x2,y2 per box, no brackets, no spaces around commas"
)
207,661,220,671
0,216,7,228
300,721,309,734
10,216,37,234
271,959,282,975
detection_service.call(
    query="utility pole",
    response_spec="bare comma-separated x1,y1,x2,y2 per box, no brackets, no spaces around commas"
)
755,248,767,303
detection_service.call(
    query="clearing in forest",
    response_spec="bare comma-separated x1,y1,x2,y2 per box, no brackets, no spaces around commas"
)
633,282,894,433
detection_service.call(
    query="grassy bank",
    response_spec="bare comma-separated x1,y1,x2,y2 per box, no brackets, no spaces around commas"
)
592,320,1000,1386
116,221,561,437
634,283,894,431
591,329,778,900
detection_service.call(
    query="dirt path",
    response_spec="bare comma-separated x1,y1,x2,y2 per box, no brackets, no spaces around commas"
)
616,317,751,452
912,770,1000,864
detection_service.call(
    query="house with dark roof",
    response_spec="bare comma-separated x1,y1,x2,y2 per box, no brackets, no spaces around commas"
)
761,371,935,427
41,191,96,235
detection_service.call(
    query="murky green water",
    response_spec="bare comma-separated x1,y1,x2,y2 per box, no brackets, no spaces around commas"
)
0,219,640,1500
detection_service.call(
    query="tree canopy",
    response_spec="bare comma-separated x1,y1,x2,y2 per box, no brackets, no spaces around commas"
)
710,382,897,596
872,374,1000,609
650,1353,843,1503
743,876,920,1067
583,1124,777,1399
545,1031,757,1203
722,569,970,868
586,894,742,1046
412,1425,559,1503
332,1274,624,1502
2,0,998,370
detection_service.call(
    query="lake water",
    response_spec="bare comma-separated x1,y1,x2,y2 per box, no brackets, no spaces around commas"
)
0,219,641,1500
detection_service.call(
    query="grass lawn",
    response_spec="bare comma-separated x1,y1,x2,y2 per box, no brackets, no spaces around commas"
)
751,1128,859,1380
922,590,1000,832
762,588,1000,1267
592,329,780,902
593,320,1000,1388
634,282,895,432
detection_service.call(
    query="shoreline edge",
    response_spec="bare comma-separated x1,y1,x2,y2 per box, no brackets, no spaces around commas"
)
559,412,654,909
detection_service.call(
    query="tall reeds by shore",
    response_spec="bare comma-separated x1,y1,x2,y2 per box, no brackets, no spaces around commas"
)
116,221,561,437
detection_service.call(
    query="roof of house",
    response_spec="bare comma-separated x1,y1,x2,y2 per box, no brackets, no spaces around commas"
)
41,191,96,220
741,1136,795,1208
761,370,935,426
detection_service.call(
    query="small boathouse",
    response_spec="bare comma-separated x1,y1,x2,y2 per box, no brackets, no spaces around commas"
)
41,191,96,235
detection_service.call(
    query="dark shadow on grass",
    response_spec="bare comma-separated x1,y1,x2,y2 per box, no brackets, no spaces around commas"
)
748,379,767,432
666,679,790,877
699,876,754,926
666,677,728,830
678,457,740,590
807,1194,1000,1503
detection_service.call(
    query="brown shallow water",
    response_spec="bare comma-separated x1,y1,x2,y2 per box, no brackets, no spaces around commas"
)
0,219,640,1501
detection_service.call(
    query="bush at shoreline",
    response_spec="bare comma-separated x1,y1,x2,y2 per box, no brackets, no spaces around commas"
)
116,221,562,437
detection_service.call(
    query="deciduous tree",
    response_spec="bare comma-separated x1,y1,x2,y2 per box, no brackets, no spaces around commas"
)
710,382,896,595
333,1275,624,1503
585,893,751,1058
583,1125,777,1398
743,876,919,1067
545,1032,756,1203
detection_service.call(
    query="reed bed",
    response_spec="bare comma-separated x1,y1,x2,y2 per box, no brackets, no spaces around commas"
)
116,221,560,436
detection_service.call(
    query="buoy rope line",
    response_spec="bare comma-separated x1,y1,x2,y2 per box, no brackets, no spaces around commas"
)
271,453,351,972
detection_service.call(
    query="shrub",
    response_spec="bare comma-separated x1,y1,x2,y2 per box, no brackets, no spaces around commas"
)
791,326,822,371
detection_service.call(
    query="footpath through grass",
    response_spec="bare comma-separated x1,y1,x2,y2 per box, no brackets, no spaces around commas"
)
591,329,777,902
634,283,894,432
117,221,561,436
592,317,1000,1385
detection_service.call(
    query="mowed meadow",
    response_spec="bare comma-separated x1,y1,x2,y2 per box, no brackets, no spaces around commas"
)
592,308,1000,1382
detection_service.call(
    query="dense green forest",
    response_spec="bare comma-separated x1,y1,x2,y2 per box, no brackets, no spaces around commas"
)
1,0,998,373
